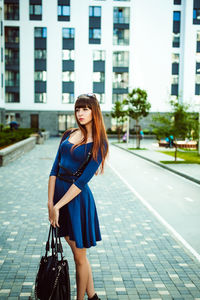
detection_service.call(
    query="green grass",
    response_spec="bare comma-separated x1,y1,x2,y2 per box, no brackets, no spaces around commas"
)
159,150,200,164
128,148,147,150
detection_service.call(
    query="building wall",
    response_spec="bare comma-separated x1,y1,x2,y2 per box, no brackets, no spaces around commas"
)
2,0,200,134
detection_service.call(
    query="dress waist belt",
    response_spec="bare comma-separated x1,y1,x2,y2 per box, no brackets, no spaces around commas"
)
57,164,77,183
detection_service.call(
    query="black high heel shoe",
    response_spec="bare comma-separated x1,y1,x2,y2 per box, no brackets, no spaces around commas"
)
88,293,101,300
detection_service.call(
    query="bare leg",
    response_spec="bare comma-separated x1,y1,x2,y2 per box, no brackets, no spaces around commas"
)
65,236,95,300
86,257,95,298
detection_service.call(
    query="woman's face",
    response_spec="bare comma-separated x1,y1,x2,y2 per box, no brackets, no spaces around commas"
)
75,106,93,126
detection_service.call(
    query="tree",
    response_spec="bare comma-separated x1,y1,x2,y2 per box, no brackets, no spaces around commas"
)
124,88,151,148
151,100,198,161
110,100,127,142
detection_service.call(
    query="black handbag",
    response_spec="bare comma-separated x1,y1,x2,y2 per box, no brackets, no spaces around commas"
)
35,225,70,300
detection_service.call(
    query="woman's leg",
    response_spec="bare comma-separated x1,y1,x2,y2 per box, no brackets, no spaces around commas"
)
65,236,95,300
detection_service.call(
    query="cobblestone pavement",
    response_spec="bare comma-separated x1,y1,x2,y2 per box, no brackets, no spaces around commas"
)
0,138,200,300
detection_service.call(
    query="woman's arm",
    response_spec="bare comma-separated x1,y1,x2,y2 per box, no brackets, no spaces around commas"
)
50,183,81,227
48,175,56,203
47,175,57,222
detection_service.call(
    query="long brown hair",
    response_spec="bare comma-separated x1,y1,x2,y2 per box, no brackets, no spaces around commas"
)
61,94,109,174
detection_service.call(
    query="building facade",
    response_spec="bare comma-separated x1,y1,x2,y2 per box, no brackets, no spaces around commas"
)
2,0,200,135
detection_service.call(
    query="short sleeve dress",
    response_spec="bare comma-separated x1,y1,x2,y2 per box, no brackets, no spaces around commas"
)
49,133,102,249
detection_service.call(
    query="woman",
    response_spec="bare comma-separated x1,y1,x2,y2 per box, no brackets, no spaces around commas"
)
48,93,109,300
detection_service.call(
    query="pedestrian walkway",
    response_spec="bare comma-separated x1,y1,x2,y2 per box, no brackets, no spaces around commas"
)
0,138,200,299
112,138,200,184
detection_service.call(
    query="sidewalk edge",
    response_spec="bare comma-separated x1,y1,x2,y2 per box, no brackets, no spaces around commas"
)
113,143,200,185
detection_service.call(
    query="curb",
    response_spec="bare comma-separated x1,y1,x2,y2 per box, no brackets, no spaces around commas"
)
113,143,200,185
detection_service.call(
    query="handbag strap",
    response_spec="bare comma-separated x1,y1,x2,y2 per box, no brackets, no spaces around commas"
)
45,225,52,257
73,150,92,177
54,226,64,261
59,128,93,178
45,225,62,258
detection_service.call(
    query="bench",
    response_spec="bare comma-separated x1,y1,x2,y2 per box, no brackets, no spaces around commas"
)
159,140,197,149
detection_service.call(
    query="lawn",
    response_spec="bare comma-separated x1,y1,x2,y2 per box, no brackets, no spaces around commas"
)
159,150,200,164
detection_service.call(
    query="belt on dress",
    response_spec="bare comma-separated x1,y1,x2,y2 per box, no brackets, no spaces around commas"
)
57,164,77,183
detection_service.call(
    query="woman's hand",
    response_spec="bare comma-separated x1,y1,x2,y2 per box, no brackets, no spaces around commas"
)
48,202,60,228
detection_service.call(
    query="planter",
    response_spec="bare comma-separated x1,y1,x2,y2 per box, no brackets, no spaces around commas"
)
0,136,36,167
30,131,50,144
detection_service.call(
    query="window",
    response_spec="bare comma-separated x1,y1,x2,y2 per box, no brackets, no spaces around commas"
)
172,33,180,47
5,92,19,103
93,50,105,60
172,53,179,63
5,71,19,86
5,48,19,65
34,27,47,38
113,28,129,45
58,115,76,131
62,71,74,81
35,49,46,59
5,27,19,43
30,5,42,15
62,28,75,38
58,5,70,16
89,6,101,17
62,93,74,104
89,28,101,39
35,93,47,103
173,11,180,21
113,7,130,24
62,50,75,60
113,51,129,67
193,9,200,23
34,71,46,81
4,4,19,20
30,4,42,20
171,75,179,84
113,72,128,88
93,72,105,82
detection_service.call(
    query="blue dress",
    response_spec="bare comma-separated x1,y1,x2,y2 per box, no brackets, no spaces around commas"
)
49,134,102,249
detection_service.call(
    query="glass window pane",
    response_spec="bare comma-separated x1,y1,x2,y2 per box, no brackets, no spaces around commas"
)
35,5,42,15
43,28,47,38
58,6,62,16
30,5,33,14
94,6,101,17
89,7,93,16
35,28,41,37
63,6,70,16
70,28,75,38
172,53,179,63
93,29,101,39
173,11,180,21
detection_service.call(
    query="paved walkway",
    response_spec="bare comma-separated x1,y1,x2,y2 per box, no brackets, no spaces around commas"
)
112,138,200,184
0,138,200,299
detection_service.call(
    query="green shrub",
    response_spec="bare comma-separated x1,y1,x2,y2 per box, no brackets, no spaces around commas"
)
0,128,37,148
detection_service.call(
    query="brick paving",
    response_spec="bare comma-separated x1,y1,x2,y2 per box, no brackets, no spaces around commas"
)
0,138,200,300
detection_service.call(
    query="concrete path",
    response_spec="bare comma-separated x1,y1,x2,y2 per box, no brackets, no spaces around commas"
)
0,138,200,299
112,138,200,184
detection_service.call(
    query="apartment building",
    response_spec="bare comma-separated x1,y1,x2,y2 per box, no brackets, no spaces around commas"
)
2,0,200,135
